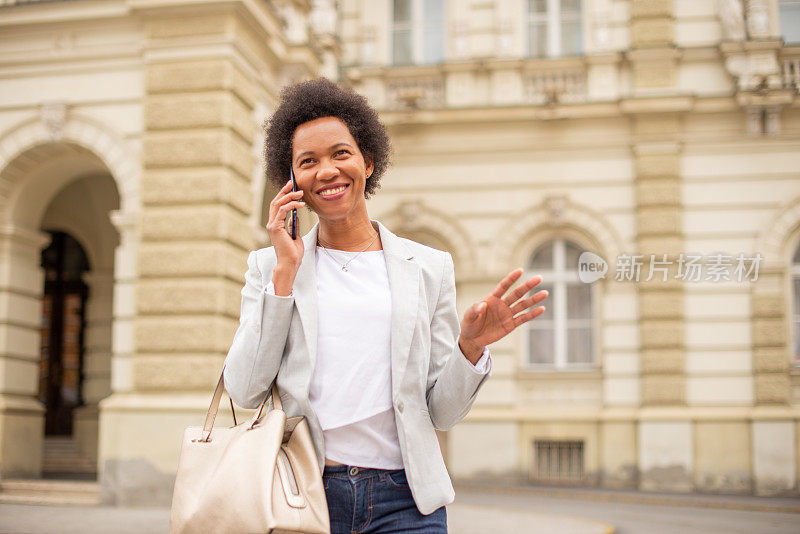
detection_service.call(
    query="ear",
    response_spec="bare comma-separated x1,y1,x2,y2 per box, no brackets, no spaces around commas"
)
364,156,374,178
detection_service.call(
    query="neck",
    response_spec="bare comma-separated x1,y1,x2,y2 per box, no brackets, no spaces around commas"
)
317,213,378,251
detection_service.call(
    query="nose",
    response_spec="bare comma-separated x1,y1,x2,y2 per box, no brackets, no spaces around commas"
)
316,157,338,180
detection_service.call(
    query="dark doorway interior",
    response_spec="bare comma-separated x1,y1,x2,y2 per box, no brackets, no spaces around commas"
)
39,231,90,437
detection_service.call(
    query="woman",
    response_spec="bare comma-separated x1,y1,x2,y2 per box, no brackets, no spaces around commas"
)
223,78,548,533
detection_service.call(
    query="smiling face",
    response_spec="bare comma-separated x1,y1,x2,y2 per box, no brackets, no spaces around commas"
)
291,116,374,223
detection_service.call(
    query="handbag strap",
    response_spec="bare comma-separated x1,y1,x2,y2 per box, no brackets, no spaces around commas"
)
201,365,280,442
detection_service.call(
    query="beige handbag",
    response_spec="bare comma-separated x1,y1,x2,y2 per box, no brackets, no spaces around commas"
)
170,369,330,534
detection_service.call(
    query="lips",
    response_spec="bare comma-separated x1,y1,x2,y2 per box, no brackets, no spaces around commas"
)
317,183,349,199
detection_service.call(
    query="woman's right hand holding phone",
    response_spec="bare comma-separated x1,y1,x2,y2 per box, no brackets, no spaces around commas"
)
266,179,305,296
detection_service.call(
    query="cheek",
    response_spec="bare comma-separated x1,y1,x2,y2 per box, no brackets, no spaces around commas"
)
295,174,314,194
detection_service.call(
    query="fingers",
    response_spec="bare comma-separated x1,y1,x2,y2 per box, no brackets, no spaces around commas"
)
275,200,305,221
512,305,546,328
490,268,523,299
269,182,304,224
509,289,548,315
502,274,543,306
267,200,305,234
463,301,487,323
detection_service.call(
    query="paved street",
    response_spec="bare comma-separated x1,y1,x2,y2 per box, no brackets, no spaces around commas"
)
453,486,800,534
1,486,799,533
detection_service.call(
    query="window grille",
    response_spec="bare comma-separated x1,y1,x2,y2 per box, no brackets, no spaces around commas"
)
534,440,584,482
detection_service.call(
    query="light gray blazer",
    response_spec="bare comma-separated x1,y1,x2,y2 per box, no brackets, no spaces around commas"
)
223,220,491,515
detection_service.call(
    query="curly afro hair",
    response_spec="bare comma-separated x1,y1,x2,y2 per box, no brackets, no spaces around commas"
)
264,78,391,199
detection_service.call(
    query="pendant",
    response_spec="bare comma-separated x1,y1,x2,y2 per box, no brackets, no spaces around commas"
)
341,265,348,272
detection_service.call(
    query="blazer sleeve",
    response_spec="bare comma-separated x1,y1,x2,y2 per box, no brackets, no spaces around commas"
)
223,250,295,408
425,251,491,431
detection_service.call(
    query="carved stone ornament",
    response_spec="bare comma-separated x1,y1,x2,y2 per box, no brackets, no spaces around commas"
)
544,195,568,226
718,0,745,41
746,0,770,39
398,200,422,232
40,102,67,141
592,10,612,51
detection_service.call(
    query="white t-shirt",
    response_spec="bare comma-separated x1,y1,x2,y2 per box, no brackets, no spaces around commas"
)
267,246,489,469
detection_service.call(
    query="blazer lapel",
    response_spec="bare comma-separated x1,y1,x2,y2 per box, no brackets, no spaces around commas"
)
293,223,320,372
292,220,420,400
375,221,420,401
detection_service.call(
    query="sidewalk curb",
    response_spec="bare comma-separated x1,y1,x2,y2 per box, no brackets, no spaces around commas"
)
454,483,800,515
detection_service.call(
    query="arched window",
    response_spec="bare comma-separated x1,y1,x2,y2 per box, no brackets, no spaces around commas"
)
793,242,800,363
525,239,594,368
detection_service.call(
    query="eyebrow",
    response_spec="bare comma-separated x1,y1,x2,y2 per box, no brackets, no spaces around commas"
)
294,143,354,164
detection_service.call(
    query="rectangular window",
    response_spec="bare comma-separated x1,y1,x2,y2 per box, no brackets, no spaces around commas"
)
392,0,445,65
780,1,800,44
422,0,445,63
392,0,414,64
560,0,583,56
528,0,549,57
528,0,583,58
534,440,584,482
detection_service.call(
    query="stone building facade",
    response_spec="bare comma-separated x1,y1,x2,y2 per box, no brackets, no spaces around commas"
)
0,0,798,504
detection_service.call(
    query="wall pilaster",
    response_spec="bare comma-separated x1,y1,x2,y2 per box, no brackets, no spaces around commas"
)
0,225,49,478
98,3,274,505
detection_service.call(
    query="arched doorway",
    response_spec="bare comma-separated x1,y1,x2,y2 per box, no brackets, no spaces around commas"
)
0,141,120,480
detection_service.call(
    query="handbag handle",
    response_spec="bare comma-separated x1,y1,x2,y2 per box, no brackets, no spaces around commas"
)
201,365,281,442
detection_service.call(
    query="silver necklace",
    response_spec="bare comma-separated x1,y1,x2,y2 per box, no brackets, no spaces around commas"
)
318,232,379,272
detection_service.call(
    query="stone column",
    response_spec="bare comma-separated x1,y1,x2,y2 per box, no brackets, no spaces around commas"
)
749,263,795,494
95,0,327,504
73,269,114,462
0,225,49,478
627,0,692,493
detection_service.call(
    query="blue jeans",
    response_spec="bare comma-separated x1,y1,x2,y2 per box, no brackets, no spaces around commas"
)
322,465,447,533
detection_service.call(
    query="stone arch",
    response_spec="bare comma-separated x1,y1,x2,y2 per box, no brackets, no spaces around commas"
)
0,110,139,218
488,194,623,278
40,174,121,273
376,199,477,276
0,111,130,478
756,194,800,265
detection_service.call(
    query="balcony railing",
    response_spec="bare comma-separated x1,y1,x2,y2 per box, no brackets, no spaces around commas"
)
523,68,587,105
784,59,800,90
345,56,599,112
386,76,445,110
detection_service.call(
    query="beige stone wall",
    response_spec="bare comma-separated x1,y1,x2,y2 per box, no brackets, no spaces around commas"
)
345,0,800,496
0,0,799,503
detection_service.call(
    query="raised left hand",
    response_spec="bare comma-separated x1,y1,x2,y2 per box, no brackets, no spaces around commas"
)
458,268,548,362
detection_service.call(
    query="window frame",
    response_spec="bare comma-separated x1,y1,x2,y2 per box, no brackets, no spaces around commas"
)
522,238,599,371
389,0,445,66
524,0,585,59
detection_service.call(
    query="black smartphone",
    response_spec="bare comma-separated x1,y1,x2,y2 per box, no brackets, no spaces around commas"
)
289,166,298,240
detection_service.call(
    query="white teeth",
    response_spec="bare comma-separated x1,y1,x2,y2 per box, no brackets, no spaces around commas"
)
320,185,346,197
